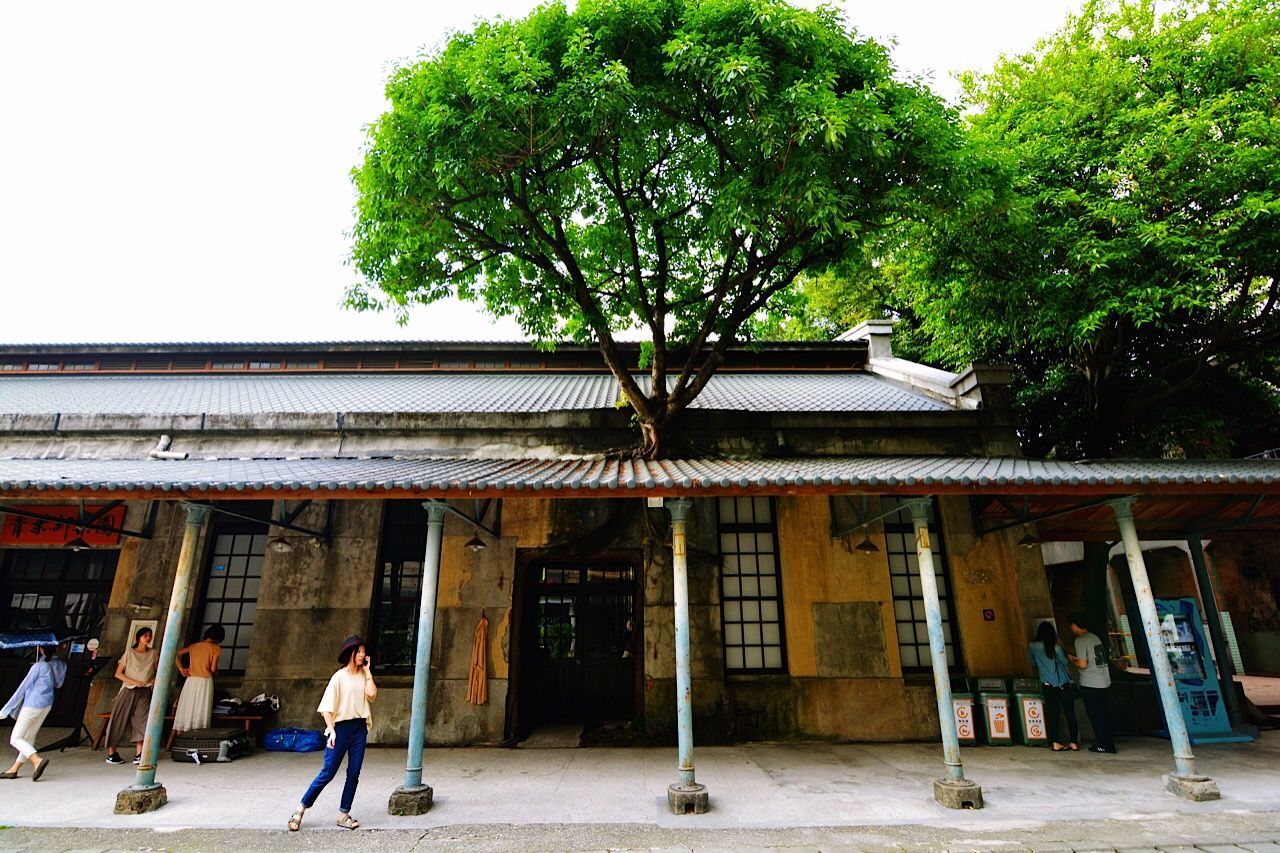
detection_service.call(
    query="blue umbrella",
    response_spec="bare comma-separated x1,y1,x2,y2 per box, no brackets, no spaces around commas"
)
0,626,87,650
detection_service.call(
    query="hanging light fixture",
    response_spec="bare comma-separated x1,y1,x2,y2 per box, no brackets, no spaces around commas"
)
1017,531,1040,549
854,534,879,553
464,534,487,552
268,535,294,554
65,535,90,552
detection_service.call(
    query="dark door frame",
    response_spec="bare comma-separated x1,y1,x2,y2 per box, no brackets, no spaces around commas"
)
505,549,643,742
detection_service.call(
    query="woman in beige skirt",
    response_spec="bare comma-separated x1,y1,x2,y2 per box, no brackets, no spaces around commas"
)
174,624,223,734
104,626,157,766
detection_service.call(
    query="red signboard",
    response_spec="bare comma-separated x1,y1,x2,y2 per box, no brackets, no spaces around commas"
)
0,505,126,547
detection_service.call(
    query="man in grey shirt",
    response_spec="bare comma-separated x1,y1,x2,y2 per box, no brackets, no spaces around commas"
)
1068,613,1117,753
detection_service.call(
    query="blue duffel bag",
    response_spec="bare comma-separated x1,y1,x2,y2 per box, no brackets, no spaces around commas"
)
263,727,326,752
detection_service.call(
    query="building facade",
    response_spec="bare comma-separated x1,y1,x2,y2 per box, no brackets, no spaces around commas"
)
0,326,1058,746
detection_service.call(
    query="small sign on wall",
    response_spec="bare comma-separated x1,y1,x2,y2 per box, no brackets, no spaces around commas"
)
982,609,996,622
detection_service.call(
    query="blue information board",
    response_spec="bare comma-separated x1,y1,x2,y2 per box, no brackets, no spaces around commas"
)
1153,597,1252,744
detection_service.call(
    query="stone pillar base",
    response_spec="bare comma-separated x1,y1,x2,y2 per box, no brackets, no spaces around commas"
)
933,778,983,810
668,783,709,815
1164,773,1220,801
388,784,434,815
114,785,168,814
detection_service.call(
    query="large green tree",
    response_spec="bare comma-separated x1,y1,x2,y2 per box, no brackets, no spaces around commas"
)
861,0,1280,461
348,0,962,457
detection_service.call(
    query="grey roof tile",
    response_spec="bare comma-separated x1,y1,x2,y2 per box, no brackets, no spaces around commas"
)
0,372,949,416
0,455,1275,495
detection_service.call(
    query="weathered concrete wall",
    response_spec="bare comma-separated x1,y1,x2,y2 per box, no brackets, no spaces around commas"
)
67,490,1051,747
939,496,1045,677
88,501,212,731
641,498,727,743
238,500,382,737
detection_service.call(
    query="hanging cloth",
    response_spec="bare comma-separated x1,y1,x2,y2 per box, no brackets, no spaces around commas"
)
466,614,489,705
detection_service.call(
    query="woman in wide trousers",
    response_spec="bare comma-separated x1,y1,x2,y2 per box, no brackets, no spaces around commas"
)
287,635,377,831
104,626,157,766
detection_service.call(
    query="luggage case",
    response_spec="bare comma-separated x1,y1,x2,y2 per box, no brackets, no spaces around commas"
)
170,727,251,764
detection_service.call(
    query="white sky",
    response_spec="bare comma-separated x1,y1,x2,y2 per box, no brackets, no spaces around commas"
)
0,0,1076,345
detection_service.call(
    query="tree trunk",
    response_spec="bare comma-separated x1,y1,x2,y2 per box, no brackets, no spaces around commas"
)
639,418,666,461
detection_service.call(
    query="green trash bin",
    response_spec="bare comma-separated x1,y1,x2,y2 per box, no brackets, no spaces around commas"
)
1011,678,1048,747
973,677,1014,745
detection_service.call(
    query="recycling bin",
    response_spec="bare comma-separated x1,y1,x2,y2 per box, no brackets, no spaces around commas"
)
1011,678,1048,746
951,691,977,745
973,677,1014,745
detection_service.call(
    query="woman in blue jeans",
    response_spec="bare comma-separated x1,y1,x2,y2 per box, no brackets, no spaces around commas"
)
288,636,377,831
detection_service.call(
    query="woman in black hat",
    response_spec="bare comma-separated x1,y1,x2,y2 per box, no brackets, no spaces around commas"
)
288,636,377,831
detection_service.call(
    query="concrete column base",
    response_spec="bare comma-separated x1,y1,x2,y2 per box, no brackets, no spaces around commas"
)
668,783,709,815
933,778,983,810
1163,773,1221,801
388,785,434,815
114,785,168,814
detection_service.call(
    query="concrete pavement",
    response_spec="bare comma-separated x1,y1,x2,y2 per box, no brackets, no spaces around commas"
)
0,731,1277,850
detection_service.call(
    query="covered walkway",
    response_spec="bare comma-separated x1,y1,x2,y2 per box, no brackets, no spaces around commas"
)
0,734,1277,838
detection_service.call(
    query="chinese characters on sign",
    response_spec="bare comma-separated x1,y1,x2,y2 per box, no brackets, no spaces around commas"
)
0,505,126,547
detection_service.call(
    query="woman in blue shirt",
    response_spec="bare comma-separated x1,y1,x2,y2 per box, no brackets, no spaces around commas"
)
1,644,68,780
1028,621,1079,751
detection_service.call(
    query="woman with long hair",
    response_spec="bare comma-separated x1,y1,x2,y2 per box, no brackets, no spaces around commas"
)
1028,620,1080,751
104,626,157,766
173,624,224,735
287,635,377,831
0,644,67,781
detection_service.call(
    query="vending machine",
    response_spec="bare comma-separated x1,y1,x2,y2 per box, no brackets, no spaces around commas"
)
1152,597,1252,744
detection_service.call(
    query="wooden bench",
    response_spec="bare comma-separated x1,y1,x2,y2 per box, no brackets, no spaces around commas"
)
93,712,264,751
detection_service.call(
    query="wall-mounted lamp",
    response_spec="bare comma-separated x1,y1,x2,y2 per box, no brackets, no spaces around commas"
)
854,535,880,554
464,534,487,552
1017,532,1040,549
65,535,89,552
268,535,294,554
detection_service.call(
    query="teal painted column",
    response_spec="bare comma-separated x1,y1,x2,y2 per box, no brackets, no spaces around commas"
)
389,500,446,815
1112,499,1219,800
666,498,708,814
908,499,982,809
121,502,208,800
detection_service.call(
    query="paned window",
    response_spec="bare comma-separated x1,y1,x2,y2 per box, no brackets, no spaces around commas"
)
880,497,959,672
199,522,266,673
372,501,431,672
717,497,786,672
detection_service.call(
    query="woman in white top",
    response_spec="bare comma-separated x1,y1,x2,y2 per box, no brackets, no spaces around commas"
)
104,627,157,766
288,635,377,831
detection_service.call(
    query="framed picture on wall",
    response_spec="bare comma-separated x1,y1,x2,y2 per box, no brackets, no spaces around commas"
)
125,618,159,651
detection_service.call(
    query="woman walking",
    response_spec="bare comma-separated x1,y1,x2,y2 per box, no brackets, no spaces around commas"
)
104,626,157,766
173,624,224,735
288,635,377,831
0,644,67,781
1028,620,1080,751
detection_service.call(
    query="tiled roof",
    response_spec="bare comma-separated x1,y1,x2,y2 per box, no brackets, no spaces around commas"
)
0,455,1275,497
0,372,949,416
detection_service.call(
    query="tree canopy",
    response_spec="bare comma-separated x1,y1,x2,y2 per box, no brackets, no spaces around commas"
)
348,0,963,457
779,0,1280,459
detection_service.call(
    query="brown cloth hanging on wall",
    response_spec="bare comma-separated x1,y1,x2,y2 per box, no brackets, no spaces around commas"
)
466,614,489,705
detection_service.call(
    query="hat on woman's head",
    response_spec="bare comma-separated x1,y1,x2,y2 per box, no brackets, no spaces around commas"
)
337,635,365,665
